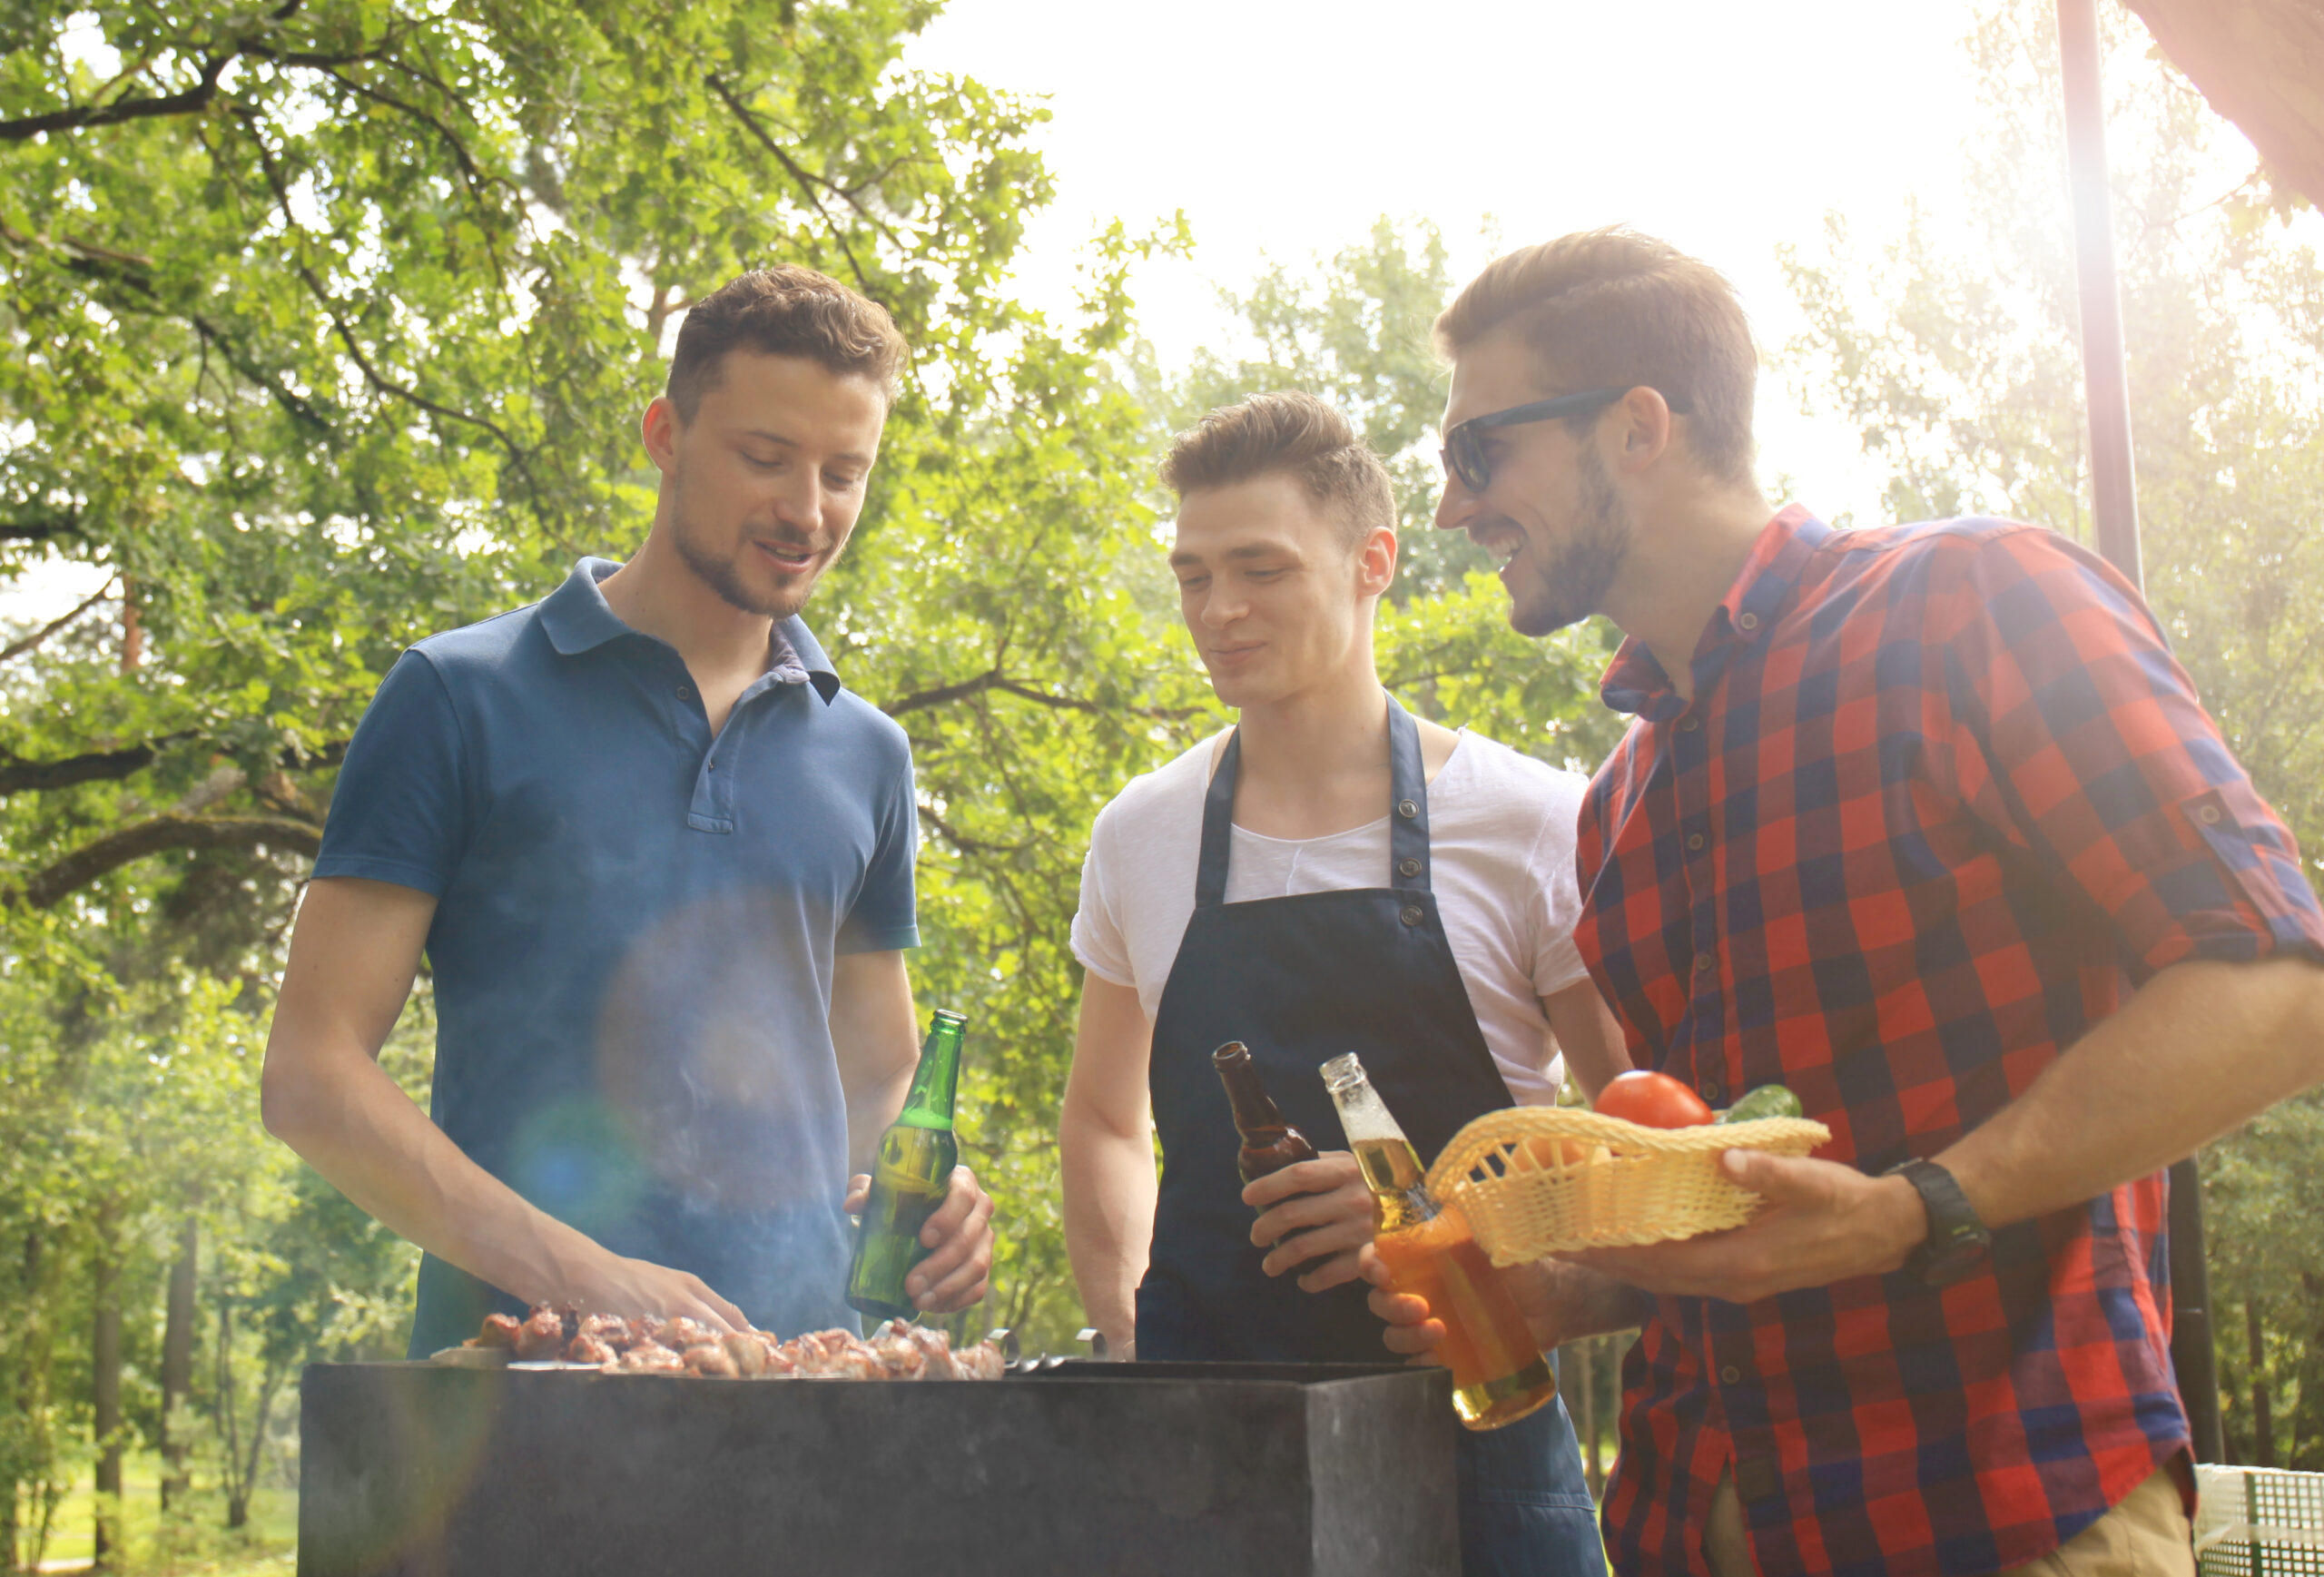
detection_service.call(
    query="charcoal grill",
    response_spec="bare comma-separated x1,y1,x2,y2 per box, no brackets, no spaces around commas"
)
297,1358,1458,1575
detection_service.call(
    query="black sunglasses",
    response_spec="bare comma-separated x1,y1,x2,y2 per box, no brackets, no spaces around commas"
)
1439,386,1694,493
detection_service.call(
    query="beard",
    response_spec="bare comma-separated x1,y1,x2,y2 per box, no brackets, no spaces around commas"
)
1502,443,1631,638
668,473,824,621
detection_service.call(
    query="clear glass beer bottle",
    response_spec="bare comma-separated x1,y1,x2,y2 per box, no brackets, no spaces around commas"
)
1321,1052,1557,1430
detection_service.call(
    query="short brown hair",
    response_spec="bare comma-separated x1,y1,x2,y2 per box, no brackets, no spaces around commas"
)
1434,228,1757,483
1158,391,1394,549
666,266,908,420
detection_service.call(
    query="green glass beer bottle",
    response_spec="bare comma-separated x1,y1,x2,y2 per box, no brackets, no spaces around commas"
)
845,1010,966,1320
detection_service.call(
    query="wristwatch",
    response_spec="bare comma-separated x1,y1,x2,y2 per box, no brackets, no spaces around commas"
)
1886,1158,1991,1286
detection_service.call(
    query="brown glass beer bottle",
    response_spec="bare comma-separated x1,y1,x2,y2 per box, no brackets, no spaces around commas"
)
1212,1042,1320,1182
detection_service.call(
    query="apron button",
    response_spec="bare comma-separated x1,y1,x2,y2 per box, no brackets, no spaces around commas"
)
1399,904,1424,927
1397,857,1422,879
1397,799,1419,819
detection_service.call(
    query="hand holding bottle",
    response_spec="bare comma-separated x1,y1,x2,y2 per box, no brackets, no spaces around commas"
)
844,1165,995,1313
1244,1153,1376,1293
1364,1252,1647,1361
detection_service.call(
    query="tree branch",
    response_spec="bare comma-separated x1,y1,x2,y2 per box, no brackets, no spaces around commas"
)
17,814,322,909
233,110,539,491
0,2,387,143
0,508,82,543
704,73,875,296
0,219,332,434
915,801,1027,859
881,666,1199,721
0,578,116,663
0,51,236,142
0,739,176,795
0,736,345,797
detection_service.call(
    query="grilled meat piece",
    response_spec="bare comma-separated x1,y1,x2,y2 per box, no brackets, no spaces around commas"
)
657,1316,715,1352
955,1336,1007,1382
475,1312,523,1350
682,1342,739,1378
721,1332,771,1378
576,1313,628,1349
867,1321,930,1381
515,1306,567,1361
566,1335,617,1366
617,1342,685,1374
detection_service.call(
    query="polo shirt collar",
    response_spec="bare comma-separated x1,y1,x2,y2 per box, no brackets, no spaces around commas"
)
541,557,843,705
1600,504,1833,721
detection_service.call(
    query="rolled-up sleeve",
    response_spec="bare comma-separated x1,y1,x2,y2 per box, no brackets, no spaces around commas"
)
1940,528,2324,977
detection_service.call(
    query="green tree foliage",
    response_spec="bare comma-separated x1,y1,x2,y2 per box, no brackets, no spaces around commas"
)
1780,0,2324,1469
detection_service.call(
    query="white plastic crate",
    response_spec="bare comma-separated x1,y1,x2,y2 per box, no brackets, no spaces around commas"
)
2195,1465,2324,1576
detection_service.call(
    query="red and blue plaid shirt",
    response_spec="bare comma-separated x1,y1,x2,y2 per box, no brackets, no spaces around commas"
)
1575,507,2324,1577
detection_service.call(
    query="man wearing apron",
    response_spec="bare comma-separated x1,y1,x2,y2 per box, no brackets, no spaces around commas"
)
1061,392,1627,1575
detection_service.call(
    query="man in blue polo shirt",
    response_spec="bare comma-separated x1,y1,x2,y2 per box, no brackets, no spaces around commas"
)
261,267,994,1355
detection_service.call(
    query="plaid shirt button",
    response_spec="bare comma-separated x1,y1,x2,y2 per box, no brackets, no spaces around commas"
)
1719,1365,1741,1385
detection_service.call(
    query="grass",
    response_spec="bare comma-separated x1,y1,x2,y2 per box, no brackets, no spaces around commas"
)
22,1453,293,1575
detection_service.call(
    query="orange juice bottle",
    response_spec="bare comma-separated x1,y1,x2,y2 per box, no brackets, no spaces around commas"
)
1321,1053,1556,1430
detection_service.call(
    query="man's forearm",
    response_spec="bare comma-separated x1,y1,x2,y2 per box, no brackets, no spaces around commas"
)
842,1064,915,1176
1060,1111,1157,1343
265,1046,600,1306
1525,1257,1649,1346
1942,954,2324,1230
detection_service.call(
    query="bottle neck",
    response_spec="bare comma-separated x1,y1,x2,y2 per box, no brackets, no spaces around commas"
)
1324,1059,1438,1217
895,1019,963,1130
1214,1046,1291,1138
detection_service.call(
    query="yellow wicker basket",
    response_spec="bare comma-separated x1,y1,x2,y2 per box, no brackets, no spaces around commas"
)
1423,1107,1832,1265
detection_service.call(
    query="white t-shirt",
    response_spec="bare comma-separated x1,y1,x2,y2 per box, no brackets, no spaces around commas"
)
1071,729,1593,1105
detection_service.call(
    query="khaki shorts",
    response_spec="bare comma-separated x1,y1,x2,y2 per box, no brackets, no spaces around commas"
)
1702,1462,2193,1577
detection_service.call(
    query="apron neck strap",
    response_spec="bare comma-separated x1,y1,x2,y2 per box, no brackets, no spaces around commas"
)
1194,693,1433,909
1385,694,1431,890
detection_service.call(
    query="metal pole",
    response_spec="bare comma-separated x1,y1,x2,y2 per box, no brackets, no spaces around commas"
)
2057,0,2142,585
2055,0,2223,1464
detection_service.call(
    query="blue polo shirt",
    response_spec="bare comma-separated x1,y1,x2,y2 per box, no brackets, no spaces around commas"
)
313,559,919,1355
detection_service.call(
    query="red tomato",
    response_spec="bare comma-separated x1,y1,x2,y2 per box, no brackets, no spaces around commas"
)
1593,1071,1715,1129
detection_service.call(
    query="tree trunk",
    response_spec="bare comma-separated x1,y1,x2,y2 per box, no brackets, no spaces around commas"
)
119,577,142,673
216,1301,242,1531
160,1217,197,1509
91,1207,123,1570
2247,1297,2275,1468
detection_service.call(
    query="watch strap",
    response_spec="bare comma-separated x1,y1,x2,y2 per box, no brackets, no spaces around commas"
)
1887,1158,1991,1286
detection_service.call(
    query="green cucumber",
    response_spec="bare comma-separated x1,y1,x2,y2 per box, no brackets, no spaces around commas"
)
1718,1084,1804,1123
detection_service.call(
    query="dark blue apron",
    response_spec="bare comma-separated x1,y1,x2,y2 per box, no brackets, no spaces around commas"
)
1137,695,1603,1577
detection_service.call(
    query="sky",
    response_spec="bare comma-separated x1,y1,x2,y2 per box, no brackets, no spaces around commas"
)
901,0,1997,521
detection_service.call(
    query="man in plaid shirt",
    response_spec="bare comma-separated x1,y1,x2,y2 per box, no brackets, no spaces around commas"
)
1369,226,2324,1576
